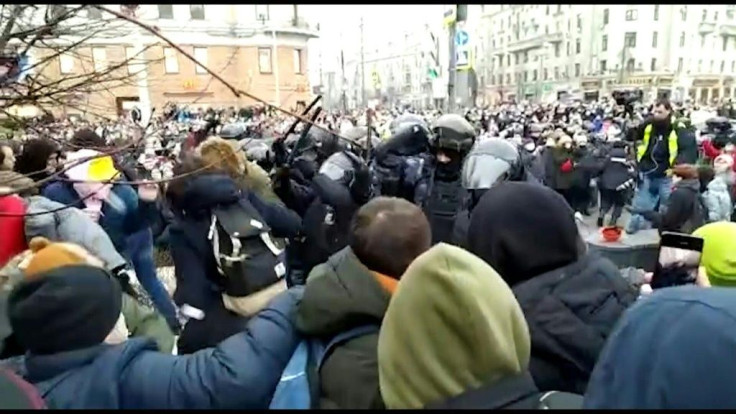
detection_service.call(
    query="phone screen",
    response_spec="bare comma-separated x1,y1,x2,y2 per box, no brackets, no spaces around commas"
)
651,233,704,289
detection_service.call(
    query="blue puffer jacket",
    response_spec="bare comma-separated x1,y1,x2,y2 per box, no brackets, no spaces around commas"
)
8,288,303,409
41,181,158,252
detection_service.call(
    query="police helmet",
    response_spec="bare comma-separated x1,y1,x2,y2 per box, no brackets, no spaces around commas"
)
375,123,431,158
318,150,364,186
461,138,522,190
430,114,476,154
390,113,427,135
220,123,246,140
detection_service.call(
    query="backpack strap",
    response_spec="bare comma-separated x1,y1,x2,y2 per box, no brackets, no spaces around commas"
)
317,324,380,373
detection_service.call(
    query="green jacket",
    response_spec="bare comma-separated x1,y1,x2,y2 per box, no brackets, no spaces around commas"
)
121,294,175,353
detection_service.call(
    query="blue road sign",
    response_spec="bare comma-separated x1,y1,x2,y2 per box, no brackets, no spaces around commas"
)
455,30,469,46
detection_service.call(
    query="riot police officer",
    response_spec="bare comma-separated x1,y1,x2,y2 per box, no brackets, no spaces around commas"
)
421,114,476,245
452,138,541,247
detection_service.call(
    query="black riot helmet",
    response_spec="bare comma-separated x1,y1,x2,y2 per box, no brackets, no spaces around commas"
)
220,123,246,140
375,123,431,160
318,150,364,187
430,114,476,155
389,113,427,135
461,138,523,190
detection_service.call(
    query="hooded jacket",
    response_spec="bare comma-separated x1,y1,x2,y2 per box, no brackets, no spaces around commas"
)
585,287,736,409
378,243,536,409
1,289,303,409
702,176,733,223
295,247,391,409
467,182,638,394
168,173,300,353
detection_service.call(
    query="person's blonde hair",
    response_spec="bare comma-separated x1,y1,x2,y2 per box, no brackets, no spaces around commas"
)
196,137,246,179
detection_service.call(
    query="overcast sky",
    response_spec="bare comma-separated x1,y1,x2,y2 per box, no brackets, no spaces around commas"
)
301,5,449,83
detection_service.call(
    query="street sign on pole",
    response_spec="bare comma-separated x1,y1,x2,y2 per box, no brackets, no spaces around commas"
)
455,30,469,47
456,50,470,70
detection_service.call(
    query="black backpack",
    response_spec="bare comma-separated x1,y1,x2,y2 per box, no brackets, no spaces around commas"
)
207,201,286,301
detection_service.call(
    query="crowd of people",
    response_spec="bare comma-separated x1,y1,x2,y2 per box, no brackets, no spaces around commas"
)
0,93,735,409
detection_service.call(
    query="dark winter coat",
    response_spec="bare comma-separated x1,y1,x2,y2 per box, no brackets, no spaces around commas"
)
599,146,636,191
551,147,575,190
168,173,301,353
640,178,704,234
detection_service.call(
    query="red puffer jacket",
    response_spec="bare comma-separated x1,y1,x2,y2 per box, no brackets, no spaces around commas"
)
0,195,27,268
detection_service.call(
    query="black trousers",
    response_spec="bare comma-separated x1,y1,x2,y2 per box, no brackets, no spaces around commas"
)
599,189,626,226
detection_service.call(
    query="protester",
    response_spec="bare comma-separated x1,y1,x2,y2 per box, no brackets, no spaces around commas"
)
467,182,638,394
1,251,304,409
700,161,733,223
626,99,682,234
633,164,705,234
13,139,60,187
296,197,431,409
596,140,636,227
166,156,301,354
0,141,16,171
584,287,736,409
378,243,582,409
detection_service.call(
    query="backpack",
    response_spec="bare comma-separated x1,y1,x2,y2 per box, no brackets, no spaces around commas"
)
207,201,286,315
269,325,380,409
0,369,46,409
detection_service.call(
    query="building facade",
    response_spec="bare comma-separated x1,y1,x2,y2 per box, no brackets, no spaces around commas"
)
28,5,318,118
478,4,736,104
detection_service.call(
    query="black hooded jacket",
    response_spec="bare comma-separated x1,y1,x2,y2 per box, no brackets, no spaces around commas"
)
467,182,638,394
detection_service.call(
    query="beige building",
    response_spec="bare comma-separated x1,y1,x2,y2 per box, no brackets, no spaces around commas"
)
29,5,318,118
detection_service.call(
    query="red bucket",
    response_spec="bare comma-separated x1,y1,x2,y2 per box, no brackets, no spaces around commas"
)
601,226,623,243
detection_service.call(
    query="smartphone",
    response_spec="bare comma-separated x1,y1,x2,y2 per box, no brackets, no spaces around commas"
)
651,232,704,289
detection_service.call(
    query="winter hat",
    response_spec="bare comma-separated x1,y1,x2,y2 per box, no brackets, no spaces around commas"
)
378,244,530,409
467,182,582,287
70,128,106,149
693,222,736,287
557,134,573,147
22,237,105,279
7,263,122,355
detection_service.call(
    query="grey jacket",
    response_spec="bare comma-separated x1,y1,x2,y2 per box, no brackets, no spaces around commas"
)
702,177,733,223
23,196,127,270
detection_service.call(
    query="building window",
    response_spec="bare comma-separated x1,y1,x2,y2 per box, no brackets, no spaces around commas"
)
681,6,688,21
190,5,205,20
576,14,581,30
574,63,580,77
543,68,548,80
624,32,637,48
603,8,609,25
125,47,143,75
506,74,510,84
698,59,703,72
158,4,173,19
602,35,608,52
576,39,581,54
652,32,658,48
680,32,686,47
651,58,657,71
255,5,269,21
701,35,706,48
677,57,684,73
732,60,735,73
554,66,559,80
600,59,607,73
88,8,102,19
515,53,519,65
546,5,550,15
92,47,107,72
59,53,74,74
194,47,208,74
702,9,707,22
714,11,719,21
626,58,635,71
723,36,729,52
654,5,659,21
721,60,726,73
293,49,303,74
566,42,570,56
258,48,272,73
533,69,538,81
163,47,178,73
507,54,510,66
625,9,638,21
554,43,560,57
523,51,529,63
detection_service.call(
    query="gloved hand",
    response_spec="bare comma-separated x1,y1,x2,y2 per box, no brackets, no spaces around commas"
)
350,163,373,205
272,138,288,166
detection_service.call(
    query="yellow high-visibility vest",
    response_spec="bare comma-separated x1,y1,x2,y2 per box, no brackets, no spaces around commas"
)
637,121,678,166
